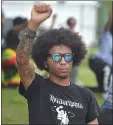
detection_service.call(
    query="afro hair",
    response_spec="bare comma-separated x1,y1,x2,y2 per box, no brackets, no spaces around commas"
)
32,28,87,71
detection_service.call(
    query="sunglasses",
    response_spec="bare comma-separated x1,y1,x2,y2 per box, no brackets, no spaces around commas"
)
48,53,74,62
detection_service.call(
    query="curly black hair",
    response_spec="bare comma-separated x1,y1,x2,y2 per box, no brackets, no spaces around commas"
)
13,17,26,26
32,28,87,71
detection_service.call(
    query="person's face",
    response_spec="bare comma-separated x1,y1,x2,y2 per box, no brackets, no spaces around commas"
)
47,45,73,79
68,19,76,29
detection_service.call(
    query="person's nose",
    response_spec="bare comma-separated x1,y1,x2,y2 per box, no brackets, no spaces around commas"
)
60,57,66,64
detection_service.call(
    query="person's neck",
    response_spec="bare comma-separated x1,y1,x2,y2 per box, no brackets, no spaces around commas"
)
49,73,70,86
69,27,75,32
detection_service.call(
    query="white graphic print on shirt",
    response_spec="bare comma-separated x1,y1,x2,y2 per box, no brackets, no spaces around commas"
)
50,94,83,109
50,94,84,125
52,105,75,125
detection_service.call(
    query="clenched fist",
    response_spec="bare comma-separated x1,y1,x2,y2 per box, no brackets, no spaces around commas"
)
28,3,53,31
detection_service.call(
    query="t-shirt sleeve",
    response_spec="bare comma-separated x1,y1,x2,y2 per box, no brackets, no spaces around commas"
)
19,73,43,99
85,88,100,123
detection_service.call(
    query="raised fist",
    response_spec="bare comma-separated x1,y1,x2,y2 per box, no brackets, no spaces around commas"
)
31,3,53,25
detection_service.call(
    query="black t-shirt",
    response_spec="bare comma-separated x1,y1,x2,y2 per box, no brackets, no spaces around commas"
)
19,73,100,124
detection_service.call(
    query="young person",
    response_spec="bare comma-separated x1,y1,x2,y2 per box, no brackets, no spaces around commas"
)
66,17,79,84
88,12,112,99
16,3,100,124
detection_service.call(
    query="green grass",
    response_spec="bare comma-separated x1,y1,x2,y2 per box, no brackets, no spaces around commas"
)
78,47,99,86
2,48,104,124
2,88,28,124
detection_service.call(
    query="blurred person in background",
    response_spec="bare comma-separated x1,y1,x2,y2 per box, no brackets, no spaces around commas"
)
1,11,7,51
66,17,77,32
88,11,112,99
98,74,113,124
6,16,28,50
2,17,28,87
1,10,7,87
66,17,84,86
17,3,100,124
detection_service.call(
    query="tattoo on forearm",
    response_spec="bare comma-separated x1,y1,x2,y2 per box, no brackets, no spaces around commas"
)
16,31,34,66
24,68,35,81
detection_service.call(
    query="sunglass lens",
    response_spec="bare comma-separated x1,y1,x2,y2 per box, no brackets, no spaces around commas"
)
52,54,61,62
65,54,73,62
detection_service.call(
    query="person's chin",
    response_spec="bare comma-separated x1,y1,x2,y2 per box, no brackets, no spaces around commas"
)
58,73,69,79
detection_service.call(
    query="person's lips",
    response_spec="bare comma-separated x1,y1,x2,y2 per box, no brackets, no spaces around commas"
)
59,68,68,72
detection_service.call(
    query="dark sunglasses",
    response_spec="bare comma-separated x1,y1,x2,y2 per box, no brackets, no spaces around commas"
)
48,53,74,62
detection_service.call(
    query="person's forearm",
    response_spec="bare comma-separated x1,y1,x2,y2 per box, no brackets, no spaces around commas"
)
16,20,39,67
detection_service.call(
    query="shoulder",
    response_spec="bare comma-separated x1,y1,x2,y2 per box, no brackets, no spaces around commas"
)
71,84,95,99
71,84,99,111
34,72,44,80
19,73,44,98
29,73,46,87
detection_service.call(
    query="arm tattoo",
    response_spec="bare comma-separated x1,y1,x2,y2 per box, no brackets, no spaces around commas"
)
16,28,35,66
24,67,35,81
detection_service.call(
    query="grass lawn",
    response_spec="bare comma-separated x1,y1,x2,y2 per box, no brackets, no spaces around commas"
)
2,88,29,124
2,48,105,124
